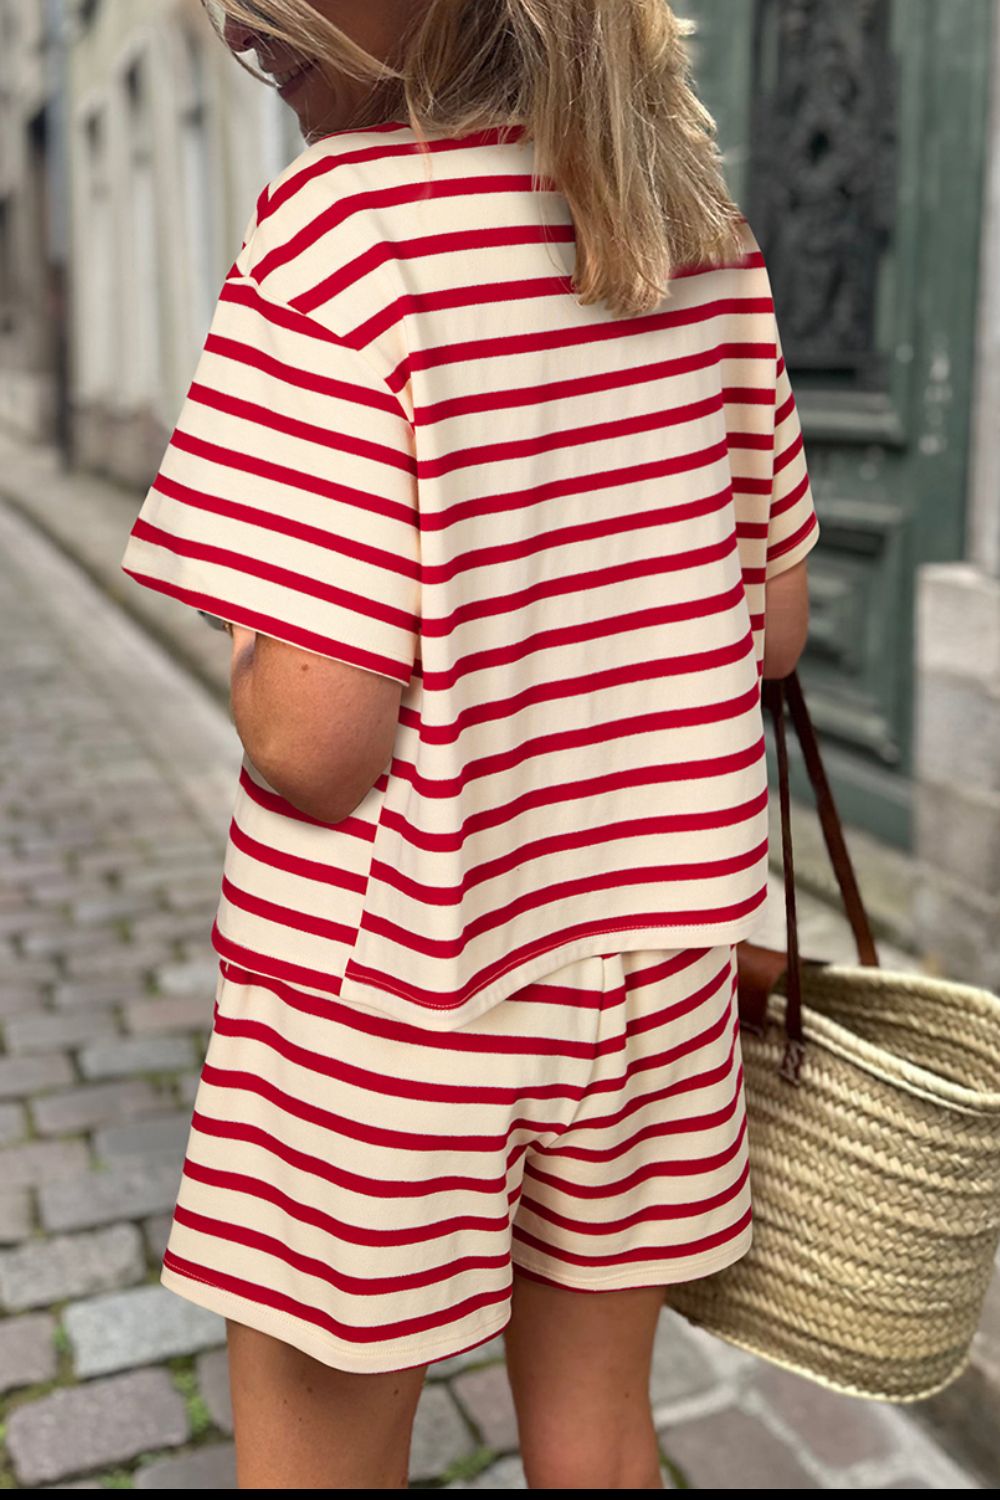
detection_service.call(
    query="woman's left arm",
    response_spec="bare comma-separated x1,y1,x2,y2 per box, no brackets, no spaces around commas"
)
227,625,404,826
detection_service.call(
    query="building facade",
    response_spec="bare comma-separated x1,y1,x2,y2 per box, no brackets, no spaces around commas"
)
0,0,302,475
67,0,302,485
679,0,1000,989
912,0,1000,992
0,0,66,443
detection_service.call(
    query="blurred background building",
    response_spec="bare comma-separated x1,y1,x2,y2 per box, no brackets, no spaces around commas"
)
678,0,1000,990
0,0,300,476
0,0,998,991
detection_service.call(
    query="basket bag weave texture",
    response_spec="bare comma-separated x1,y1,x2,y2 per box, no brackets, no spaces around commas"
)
664,671,1000,1403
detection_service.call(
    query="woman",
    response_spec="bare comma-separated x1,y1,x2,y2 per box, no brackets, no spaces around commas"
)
120,0,816,1488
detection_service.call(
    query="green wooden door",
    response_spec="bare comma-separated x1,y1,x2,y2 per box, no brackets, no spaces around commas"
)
675,0,994,848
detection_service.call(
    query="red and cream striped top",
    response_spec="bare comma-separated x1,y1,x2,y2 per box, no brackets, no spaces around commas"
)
120,120,820,1031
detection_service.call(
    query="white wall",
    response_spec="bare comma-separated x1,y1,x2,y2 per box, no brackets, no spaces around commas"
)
66,0,305,477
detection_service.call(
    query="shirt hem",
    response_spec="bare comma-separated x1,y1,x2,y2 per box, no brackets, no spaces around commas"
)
333,911,765,1031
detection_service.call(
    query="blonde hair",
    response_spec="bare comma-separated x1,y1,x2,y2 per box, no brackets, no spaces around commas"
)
203,0,747,318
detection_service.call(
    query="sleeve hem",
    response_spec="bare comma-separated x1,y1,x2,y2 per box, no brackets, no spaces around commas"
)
120,560,415,688
764,514,820,581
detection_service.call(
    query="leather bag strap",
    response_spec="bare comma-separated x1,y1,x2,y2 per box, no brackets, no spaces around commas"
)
758,670,880,1085
761,676,805,1083
782,672,879,967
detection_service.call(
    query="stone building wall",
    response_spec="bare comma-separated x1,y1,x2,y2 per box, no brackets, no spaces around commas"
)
66,0,302,487
913,0,1000,993
0,0,60,440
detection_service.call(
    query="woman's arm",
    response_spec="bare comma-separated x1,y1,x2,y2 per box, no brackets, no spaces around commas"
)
227,625,404,824
761,559,810,679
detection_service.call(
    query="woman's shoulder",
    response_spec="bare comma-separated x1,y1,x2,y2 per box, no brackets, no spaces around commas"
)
232,125,431,313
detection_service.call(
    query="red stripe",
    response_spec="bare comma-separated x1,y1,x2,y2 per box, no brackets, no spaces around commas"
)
379,784,767,855
386,297,774,393
416,340,774,426
202,1016,585,1120
418,392,727,480
187,380,412,474
213,922,352,996
255,172,550,285
128,518,417,637
219,277,348,347
768,509,819,563
412,297,775,376
163,1243,511,1348
353,272,578,346
153,456,736,600
146,469,417,577
190,1109,513,1191
197,1056,535,1146
216,948,695,1034
775,385,796,426
216,853,755,962
524,1117,746,1206
201,975,743,1159
215,960,614,1050
342,892,768,1012
259,124,523,218
525,1121,749,1216
202,328,406,422
421,604,753,690
187,1029,741,1200
163,419,416,521
212,955,736,1094
769,471,811,520
411,665,758,748
294,222,577,316
221,874,358,945
511,1178,752,1271
219,279,414,427
233,786,769,888
356,839,768,940
400,675,762,791
172,1201,511,1294
425,479,735,564
426,447,735,536
195,1055,569,1149
227,817,367,892
201,973,738,1127
548,1043,746,1168
212,892,766,1013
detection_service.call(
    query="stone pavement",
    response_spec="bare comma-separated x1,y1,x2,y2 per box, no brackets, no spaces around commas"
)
0,489,988,1489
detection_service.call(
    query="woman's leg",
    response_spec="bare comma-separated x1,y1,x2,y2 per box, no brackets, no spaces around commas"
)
503,1269,667,1490
225,1318,429,1489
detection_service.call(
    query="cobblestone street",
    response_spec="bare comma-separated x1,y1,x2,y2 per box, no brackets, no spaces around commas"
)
0,492,984,1489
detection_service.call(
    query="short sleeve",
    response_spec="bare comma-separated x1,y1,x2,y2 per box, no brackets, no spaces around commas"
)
120,276,420,686
765,322,820,581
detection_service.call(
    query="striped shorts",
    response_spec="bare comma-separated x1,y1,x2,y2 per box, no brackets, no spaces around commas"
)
160,943,753,1375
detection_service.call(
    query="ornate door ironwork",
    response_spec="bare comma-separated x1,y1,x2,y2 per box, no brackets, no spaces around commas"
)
747,0,898,384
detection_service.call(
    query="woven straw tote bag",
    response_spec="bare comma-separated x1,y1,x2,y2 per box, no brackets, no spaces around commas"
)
664,670,1000,1403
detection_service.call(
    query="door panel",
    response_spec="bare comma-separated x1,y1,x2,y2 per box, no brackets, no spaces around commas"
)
677,0,993,847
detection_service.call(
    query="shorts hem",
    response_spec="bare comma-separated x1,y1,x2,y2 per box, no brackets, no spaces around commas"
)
510,1225,753,1293
159,1262,512,1375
